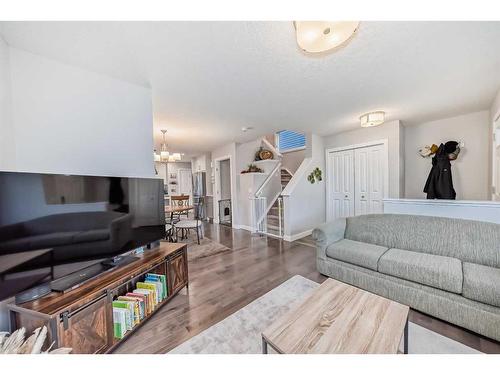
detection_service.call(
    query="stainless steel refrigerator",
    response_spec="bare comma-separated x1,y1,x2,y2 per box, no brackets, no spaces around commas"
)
192,172,207,219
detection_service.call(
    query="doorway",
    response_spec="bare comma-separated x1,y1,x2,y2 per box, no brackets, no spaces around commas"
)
215,157,232,226
326,139,389,221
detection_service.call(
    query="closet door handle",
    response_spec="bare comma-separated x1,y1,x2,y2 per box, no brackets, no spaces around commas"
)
344,195,348,198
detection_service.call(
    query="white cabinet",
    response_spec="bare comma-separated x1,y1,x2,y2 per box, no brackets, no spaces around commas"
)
192,155,207,172
327,142,387,220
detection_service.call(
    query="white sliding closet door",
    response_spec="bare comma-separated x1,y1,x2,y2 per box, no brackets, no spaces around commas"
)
354,144,385,215
329,149,355,219
328,141,387,220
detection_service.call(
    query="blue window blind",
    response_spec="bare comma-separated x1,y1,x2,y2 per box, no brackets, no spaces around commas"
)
277,130,306,152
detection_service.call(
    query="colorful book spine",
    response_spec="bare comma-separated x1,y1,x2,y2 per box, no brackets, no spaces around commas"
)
126,292,149,317
146,273,168,299
133,289,154,314
136,282,159,305
113,308,127,339
144,279,163,302
117,296,141,324
112,301,133,329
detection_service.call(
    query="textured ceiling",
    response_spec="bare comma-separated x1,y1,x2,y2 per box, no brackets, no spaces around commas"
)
2,21,500,156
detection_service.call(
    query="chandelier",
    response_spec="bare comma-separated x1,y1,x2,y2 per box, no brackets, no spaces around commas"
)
154,129,181,163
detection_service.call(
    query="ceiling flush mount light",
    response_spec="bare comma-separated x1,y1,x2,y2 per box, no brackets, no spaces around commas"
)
360,111,385,128
294,21,360,54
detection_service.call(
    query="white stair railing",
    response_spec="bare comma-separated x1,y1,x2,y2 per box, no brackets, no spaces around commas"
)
251,161,282,233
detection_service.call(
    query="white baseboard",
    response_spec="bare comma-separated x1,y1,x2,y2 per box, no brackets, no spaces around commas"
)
236,224,255,232
283,229,313,242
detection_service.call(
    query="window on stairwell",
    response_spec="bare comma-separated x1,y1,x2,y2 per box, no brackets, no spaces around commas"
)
275,130,306,153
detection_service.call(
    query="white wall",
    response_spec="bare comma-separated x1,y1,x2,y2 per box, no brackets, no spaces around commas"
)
8,48,154,177
281,149,305,174
283,133,326,239
0,36,15,170
404,111,490,200
323,120,404,199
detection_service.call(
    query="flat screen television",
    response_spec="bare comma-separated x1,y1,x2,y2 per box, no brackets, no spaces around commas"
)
0,171,166,301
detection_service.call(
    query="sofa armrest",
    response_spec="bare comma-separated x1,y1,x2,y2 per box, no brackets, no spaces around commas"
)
312,218,346,260
109,214,133,249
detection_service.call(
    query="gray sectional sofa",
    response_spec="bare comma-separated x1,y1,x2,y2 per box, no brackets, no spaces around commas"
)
312,214,500,342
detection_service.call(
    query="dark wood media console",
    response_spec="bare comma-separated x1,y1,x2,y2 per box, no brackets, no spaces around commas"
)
8,242,188,354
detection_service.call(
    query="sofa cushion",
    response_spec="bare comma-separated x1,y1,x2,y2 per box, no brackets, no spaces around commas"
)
463,263,500,307
28,232,80,248
378,248,463,294
73,229,110,244
326,239,389,271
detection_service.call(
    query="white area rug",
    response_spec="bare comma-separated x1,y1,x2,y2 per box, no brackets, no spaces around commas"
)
168,275,480,354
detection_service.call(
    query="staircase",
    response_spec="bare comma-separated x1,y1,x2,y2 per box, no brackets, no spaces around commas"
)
265,169,293,236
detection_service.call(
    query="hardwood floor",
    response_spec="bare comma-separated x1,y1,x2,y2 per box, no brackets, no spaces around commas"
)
114,223,500,354
114,223,324,353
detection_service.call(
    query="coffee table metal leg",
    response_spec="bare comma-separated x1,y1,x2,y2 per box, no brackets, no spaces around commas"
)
262,336,268,354
403,317,409,354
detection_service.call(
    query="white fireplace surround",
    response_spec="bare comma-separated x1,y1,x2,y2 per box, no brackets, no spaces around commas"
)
383,199,500,224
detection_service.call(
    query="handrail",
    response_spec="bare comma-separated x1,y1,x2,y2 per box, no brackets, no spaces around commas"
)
281,157,312,197
255,161,282,198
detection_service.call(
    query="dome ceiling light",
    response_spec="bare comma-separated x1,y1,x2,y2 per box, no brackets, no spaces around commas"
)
360,111,385,128
294,21,360,54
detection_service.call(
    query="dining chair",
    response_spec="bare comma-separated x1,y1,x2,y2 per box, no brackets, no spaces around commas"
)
174,198,204,244
165,223,174,242
171,195,190,218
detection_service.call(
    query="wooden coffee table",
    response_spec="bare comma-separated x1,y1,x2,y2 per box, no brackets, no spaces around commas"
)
262,278,409,354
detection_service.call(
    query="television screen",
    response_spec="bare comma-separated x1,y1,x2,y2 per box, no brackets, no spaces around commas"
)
0,171,166,300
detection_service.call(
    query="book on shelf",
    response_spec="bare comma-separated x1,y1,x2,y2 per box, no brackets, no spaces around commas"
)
132,288,155,313
126,292,149,316
112,308,128,339
112,301,134,330
136,282,159,305
146,273,168,299
143,278,164,302
117,296,141,323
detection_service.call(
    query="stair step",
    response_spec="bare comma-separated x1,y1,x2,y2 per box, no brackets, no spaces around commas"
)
266,224,281,232
268,218,280,226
